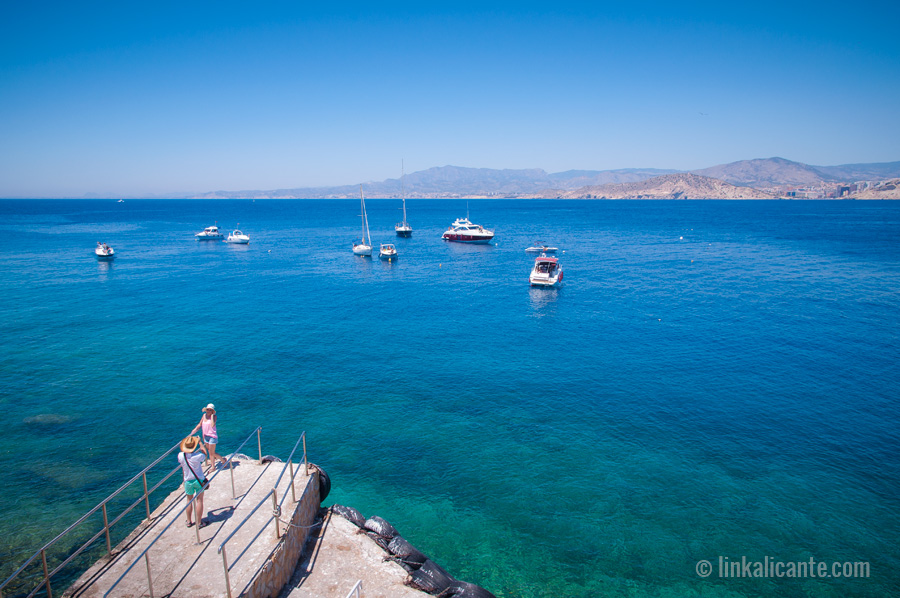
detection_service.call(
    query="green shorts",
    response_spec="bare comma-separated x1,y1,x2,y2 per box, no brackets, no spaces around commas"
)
184,479,203,495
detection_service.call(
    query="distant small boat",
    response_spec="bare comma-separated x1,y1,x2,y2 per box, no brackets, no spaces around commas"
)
95,242,115,259
395,161,412,237
196,224,224,240
529,254,563,287
525,244,558,253
353,186,373,256
379,243,398,260
225,228,250,244
117,199,124,203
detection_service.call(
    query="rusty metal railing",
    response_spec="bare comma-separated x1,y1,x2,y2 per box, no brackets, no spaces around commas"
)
217,431,308,598
101,426,263,598
0,441,182,598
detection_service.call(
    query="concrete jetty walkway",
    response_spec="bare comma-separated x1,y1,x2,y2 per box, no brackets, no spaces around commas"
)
278,512,424,598
63,457,316,598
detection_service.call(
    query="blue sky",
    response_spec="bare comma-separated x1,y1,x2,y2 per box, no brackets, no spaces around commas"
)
1,1,898,197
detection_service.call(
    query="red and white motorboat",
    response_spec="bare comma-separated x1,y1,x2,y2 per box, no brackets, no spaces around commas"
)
529,254,563,287
441,217,494,244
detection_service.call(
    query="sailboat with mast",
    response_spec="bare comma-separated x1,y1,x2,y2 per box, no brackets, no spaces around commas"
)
353,185,373,256
395,161,412,237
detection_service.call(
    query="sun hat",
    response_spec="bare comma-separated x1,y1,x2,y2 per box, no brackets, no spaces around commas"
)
202,403,215,412
180,436,201,453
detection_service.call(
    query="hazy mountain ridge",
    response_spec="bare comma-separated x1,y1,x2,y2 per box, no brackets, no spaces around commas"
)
129,158,900,200
812,161,900,182
553,173,778,200
691,157,830,188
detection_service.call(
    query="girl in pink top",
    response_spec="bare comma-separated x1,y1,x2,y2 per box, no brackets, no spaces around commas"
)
192,403,227,468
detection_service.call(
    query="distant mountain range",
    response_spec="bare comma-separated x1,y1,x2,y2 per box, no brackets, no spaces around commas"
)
553,173,779,200
179,157,900,200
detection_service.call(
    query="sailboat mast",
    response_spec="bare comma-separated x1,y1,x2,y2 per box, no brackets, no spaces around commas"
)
361,186,372,244
360,185,366,243
401,160,407,223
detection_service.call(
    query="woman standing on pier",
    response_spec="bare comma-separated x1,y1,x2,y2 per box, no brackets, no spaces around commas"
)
192,403,227,469
178,435,208,528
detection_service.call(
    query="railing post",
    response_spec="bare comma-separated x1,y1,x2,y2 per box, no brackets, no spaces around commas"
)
271,490,280,539
102,503,112,555
230,459,236,499
142,472,151,520
257,428,262,465
302,433,308,475
144,553,154,598
40,548,52,598
221,545,233,598
289,461,296,503
194,497,201,544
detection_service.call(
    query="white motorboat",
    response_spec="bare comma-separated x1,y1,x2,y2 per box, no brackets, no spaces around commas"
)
95,242,115,259
441,216,494,244
525,244,558,253
395,161,412,237
196,224,224,240
379,243,398,260
529,254,563,287
353,185,373,256
225,228,250,244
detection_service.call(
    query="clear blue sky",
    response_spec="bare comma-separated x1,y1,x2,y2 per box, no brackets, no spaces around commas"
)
1,1,898,197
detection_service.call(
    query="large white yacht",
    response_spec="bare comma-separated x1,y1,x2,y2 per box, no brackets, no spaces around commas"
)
441,217,494,244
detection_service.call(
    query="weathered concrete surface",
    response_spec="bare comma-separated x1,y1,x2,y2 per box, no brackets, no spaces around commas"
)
279,512,426,598
63,457,314,598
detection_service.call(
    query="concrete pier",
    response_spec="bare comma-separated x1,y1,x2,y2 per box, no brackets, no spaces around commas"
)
279,511,425,598
63,457,318,598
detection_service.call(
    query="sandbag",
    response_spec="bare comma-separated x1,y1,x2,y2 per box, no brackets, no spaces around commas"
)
331,504,365,528
407,559,455,595
386,535,428,571
366,530,391,550
363,515,397,539
448,581,498,598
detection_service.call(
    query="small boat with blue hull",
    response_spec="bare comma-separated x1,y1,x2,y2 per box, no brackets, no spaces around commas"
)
379,243,398,260
525,244,558,253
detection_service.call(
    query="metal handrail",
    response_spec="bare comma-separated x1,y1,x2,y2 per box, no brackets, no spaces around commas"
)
273,432,306,490
216,488,275,563
344,580,363,598
101,493,205,598
102,427,264,598
0,441,182,598
275,432,307,510
217,431,308,598
33,466,183,592
222,426,263,498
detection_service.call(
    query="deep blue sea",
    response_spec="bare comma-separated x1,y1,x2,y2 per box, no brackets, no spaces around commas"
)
1,199,898,597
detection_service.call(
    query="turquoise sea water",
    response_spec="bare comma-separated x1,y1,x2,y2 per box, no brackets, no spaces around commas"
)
0,199,898,597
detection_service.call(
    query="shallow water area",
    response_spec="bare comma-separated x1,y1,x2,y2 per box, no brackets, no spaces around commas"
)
0,199,898,597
